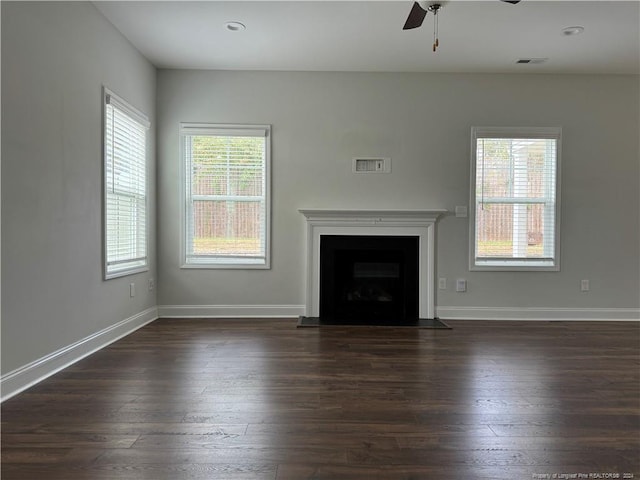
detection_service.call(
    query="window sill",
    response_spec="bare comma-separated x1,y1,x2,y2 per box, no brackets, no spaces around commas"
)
104,265,149,280
181,259,270,270
471,259,559,272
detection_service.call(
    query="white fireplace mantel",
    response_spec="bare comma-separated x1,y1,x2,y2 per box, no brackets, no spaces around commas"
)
299,209,447,224
299,209,448,319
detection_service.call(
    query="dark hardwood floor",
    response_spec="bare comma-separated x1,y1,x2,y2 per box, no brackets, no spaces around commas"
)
2,319,639,479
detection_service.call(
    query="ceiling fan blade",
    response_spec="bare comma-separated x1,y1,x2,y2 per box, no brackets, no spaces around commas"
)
403,2,428,30
500,0,521,4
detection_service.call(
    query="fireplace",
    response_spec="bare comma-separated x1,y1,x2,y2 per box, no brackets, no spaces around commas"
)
320,235,418,321
300,209,447,320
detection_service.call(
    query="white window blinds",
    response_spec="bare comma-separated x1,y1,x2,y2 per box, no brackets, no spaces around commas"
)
181,124,270,268
104,88,149,279
471,127,561,270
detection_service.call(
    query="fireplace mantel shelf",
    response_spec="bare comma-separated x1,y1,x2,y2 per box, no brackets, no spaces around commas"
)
299,209,448,223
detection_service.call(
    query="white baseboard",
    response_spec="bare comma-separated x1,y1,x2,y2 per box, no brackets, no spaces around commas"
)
158,304,639,321
1,307,158,402
436,306,640,321
157,304,306,318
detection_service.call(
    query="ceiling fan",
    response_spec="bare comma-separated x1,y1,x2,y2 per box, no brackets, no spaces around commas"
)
403,0,521,52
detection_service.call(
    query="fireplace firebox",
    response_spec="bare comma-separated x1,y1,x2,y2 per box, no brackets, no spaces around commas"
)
319,235,419,322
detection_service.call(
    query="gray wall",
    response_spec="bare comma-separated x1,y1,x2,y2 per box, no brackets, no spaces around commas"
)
157,70,639,312
1,1,157,374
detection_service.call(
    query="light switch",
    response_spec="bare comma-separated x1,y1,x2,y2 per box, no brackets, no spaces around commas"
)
455,206,468,218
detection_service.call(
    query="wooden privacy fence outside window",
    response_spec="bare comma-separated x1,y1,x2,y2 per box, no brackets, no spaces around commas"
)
180,123,271,268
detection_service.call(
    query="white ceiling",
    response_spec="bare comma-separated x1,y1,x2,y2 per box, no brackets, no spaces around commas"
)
94,1,640,74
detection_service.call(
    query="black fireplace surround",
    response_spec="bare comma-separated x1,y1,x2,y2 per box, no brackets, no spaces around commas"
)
319,235,419,322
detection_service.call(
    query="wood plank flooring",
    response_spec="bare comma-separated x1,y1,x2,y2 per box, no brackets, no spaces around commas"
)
2,319,639,479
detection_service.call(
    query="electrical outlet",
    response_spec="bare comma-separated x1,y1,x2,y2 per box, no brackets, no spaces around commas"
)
129,283,135,298
438,277,447,290
456,279,467,293
148,278,155,291
580,279,590,292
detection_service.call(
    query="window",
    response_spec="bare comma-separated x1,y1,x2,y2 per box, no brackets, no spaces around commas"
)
181,124,270,268
103,88,149,279
470,127,561,271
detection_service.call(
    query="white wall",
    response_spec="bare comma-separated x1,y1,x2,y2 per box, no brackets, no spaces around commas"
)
157,70,639,318
1,2,157,379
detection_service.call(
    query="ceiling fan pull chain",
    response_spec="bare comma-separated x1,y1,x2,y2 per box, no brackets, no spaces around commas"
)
435,9,439,47
432,9,438,51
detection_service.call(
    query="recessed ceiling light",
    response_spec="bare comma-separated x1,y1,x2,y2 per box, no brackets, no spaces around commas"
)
225,21,246,32
562,26,585,36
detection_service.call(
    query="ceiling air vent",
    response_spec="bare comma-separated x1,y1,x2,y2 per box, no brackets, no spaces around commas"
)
353,157,391,174
516,58,548,64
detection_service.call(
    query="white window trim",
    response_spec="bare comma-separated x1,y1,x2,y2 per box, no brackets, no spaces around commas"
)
179,123,271,270
102,87,150,280
469,126,562,272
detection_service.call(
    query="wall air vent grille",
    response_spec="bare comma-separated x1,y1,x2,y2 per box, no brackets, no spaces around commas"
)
353,157,391,174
